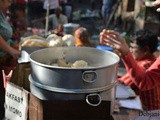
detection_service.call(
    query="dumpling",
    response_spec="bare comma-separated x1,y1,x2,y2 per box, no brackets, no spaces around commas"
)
57,59,71,67
71,60,88,68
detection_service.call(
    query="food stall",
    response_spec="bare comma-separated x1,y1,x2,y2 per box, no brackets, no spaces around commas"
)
3,32,142,119
1,20,143,118
5,45,119,119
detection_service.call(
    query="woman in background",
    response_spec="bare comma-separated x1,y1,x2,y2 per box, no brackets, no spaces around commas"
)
0,0,21,119
0,0,21,58
74,27,94,47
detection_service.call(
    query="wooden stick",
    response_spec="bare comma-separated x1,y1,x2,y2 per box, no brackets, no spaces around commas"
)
45,0,50,37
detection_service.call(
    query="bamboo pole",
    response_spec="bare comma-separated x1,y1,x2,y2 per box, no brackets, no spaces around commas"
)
45,0,50,37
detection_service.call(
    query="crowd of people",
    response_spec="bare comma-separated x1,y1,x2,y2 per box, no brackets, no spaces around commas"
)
0,0,160,119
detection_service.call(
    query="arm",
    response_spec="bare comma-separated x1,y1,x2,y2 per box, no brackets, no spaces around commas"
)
99,0,160,90
0,35,21,59
121,53,160,91
100,29,160,91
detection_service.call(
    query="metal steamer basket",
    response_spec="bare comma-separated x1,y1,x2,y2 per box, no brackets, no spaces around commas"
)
29,47,120,107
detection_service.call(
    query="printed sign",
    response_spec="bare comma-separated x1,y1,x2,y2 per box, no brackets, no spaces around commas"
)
5,82,28,120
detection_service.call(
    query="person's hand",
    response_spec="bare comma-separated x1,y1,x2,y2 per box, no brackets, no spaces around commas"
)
8,47,21,59
153,0,160,12
99,29,130,56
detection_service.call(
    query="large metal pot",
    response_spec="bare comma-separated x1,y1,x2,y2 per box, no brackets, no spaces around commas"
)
30,47,119,88
29,47,119,106
29,74,116,107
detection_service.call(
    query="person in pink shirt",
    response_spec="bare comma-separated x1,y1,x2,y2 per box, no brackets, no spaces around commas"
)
100,29,160,110
118,29,159,110
99,0,160,111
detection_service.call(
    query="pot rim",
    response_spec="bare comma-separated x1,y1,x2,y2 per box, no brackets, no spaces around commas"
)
30,58,119,70
29,47,120,70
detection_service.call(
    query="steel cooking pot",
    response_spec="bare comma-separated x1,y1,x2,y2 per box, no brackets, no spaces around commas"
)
29,47,119,106
29,47,120,90
29,74,116,107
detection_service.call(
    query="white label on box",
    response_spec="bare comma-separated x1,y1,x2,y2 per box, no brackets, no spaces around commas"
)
5,82,28,120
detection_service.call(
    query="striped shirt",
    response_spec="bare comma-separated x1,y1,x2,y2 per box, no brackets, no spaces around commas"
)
119,54,160,110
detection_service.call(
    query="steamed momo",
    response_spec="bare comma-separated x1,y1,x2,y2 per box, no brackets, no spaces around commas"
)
49,59,89,68
71,60,88,68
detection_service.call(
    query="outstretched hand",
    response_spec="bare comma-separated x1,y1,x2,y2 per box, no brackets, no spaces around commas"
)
100,29,130,56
